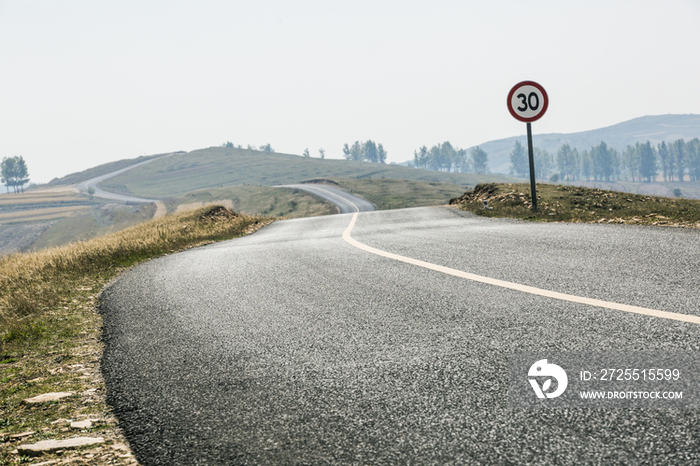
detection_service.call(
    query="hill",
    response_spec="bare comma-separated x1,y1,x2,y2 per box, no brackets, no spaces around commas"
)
96,147,513,199
43,152,181,187
466,114,700,174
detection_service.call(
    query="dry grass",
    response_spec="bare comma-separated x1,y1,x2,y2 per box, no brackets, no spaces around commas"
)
0,205,266,333
450,183,700,227
0,205,269,465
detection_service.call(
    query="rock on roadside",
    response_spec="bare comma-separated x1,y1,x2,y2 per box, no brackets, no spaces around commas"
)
18,437,105,457
22,392,74,404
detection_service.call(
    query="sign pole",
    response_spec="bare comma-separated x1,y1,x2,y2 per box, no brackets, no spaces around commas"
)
507,80,548,213
526,122,538,212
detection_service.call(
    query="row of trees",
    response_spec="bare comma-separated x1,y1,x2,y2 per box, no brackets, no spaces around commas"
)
410,142,489,174
342,140,387,163
509,138,700,183
222,141,275,152
1,156,30,193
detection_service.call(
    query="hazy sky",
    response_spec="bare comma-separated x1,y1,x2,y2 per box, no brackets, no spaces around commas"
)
2,1,699,183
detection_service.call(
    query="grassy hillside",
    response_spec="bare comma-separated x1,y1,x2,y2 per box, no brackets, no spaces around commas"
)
98,147,513,199
166,185,338,218
468,114,700,174
42,152,182,187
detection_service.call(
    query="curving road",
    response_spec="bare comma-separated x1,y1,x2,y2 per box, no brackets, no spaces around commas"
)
276,184,376,213
76,155,178,203
101,191,700,464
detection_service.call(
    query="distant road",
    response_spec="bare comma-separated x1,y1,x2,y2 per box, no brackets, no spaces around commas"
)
277,183,376,213
75,155,177,203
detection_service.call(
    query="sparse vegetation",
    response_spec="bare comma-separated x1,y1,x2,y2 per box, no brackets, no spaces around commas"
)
0,205,265,329
165,185,338,218
0,206,268,464
450,183,700,227
332,178,468,210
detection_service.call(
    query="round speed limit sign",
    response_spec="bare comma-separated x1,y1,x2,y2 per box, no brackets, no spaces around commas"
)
507,81,548,123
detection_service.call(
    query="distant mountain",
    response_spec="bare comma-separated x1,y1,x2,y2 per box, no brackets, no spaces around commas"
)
465,114,700,174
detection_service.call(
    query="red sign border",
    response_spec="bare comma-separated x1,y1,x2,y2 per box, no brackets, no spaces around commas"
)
507,81,549,123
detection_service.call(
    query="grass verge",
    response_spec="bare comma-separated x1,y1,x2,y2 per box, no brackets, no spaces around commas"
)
0,206,269,465
450,183,700,227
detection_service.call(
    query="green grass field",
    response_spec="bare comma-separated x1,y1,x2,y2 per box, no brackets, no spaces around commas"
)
98,147,514,199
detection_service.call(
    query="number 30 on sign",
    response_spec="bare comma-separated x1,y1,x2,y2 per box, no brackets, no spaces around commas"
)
507,81,548,123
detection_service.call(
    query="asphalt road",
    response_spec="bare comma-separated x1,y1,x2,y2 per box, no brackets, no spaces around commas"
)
101,200,700,464
76,154,177,203
276,184,376,213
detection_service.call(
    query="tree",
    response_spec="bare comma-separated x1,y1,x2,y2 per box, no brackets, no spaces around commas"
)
556,144,570,180
455,148,470,173
341,140,385,163
260,143,274,153
638,141,657,182
1,156,30,193
509,141,528,177
621,145,639,181
657,142,670,181
303,148,310,158
413,146,428,169
363,140,378,162
319,148,325,159
534,148,553,180
591,141,615,181
377,144,387,164
470,147,489,174
671,139,686,182
581,150,592,181
411,142,469,173
342,141,364,161
688,138,700,181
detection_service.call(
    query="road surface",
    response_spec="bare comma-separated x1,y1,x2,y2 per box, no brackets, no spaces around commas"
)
101,193,700,464
276,184,376,213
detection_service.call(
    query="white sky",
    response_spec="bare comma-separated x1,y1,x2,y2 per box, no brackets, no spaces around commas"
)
1,1,699,183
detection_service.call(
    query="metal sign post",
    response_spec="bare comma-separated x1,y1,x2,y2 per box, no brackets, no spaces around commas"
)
507,81,549,212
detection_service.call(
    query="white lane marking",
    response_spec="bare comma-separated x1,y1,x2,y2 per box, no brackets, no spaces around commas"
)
342,212,700,325
303,186,360,212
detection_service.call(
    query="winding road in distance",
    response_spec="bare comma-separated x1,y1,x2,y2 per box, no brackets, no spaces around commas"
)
76,158,167,204
100,186,700,465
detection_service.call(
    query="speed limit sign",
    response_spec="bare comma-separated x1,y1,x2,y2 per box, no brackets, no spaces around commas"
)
507,80,548,212
507,81,548,123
